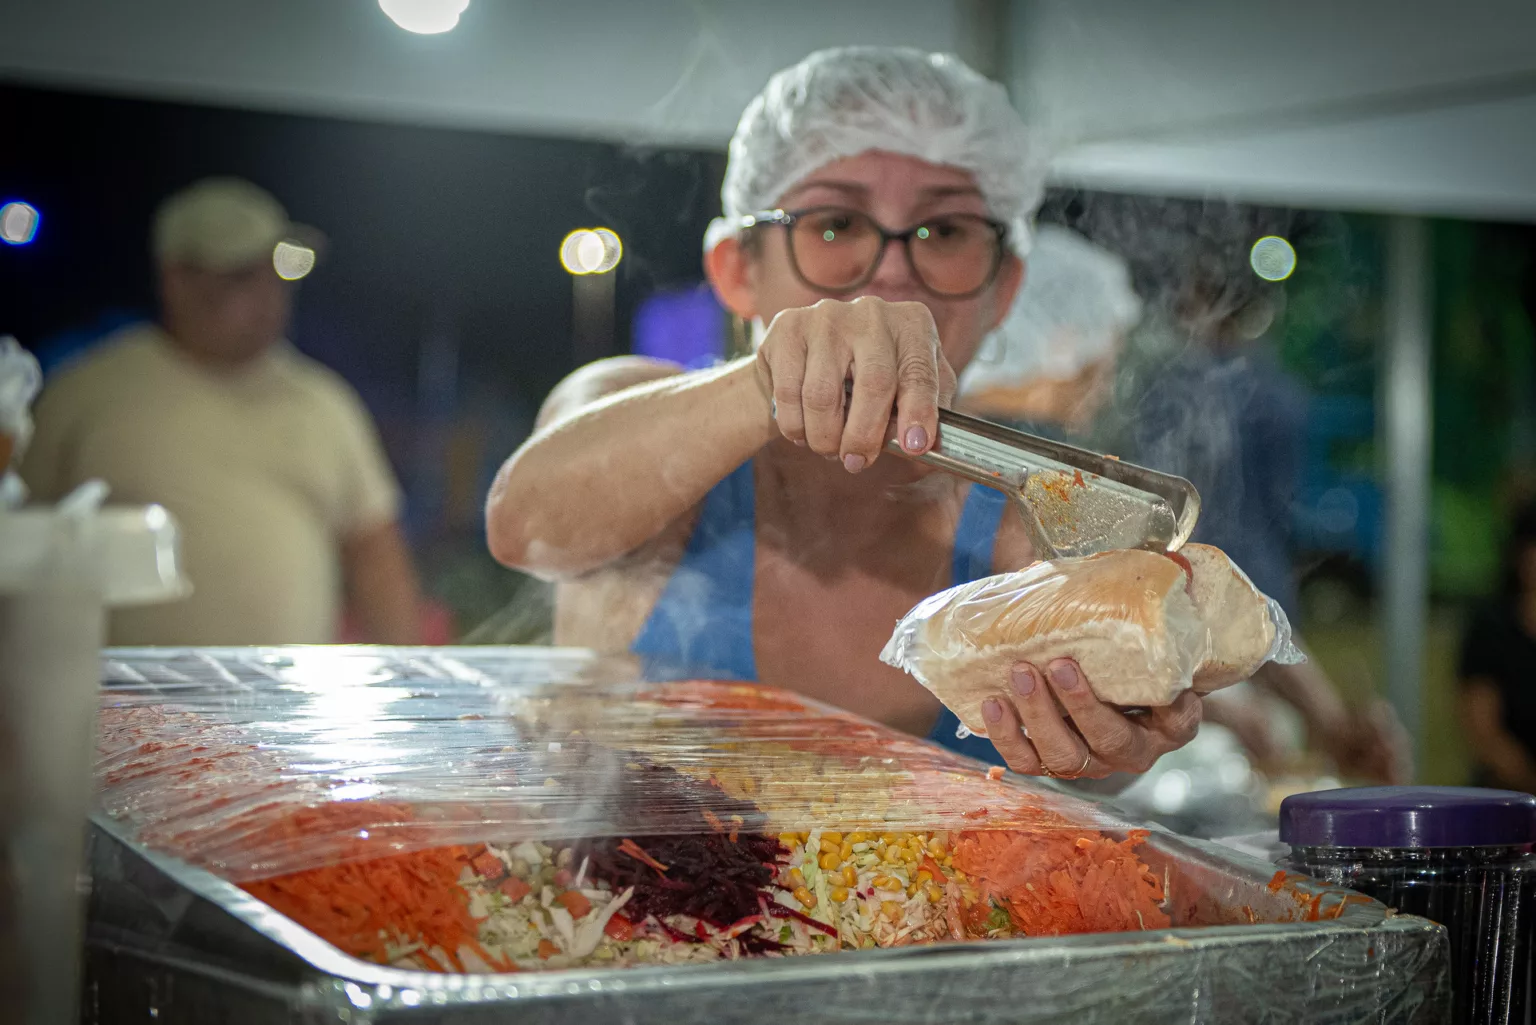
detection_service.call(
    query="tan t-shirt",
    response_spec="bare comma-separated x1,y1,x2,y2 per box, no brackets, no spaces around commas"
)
21,325,401,645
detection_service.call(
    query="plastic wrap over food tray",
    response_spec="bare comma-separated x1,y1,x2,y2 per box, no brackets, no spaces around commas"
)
87,647,1450,1024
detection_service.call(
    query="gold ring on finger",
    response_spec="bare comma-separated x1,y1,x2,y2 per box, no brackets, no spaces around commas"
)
1050,750,1093,780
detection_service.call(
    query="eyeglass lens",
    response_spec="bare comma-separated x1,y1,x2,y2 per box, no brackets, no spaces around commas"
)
786,207,1001,297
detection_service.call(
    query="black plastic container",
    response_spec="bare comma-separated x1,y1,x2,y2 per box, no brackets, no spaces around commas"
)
1280,786,1536,1025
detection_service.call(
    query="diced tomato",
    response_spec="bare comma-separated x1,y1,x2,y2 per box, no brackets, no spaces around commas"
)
498,876,532,902
470,851,505,880
537,939,559,959
555,890,592,918
604,913,635,941
960,899,991,935
921,855,948,883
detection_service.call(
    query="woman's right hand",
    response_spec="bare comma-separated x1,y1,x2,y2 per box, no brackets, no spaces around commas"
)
755,296,954,472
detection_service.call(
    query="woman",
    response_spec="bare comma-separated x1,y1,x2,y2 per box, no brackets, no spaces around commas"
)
487,47,1203,777
1460,502,1536,792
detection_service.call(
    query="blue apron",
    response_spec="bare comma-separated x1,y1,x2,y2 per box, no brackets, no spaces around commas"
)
631,459,1009,765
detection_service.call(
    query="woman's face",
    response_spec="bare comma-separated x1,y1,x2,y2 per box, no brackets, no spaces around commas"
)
711,150,1023,376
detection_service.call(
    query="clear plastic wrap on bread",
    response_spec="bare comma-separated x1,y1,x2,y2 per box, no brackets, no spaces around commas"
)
881,543,1303,738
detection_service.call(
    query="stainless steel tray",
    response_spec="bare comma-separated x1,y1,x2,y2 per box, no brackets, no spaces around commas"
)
85,647,1450,1024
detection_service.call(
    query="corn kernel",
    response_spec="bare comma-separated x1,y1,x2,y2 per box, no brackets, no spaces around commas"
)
839,841,853,861
880,832,900,846
906,836,925,853
926,884,943,903
916,869,933,885
871,875,895,889
788,868,805,890
883,846,903,864
821,832,843,845
908,883,922,898
927,838,947,858
819,837,840,855
900,847,919,864
819,852,840,871
793,886,816,909
830,886,850,903
778,833,799,848
881,900,903,920
849,831,872,844
842,866,859,887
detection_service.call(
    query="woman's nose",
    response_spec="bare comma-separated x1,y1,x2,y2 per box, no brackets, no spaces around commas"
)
864,235,922,294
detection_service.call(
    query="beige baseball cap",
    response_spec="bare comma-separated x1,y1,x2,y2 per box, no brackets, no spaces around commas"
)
151,177,323,275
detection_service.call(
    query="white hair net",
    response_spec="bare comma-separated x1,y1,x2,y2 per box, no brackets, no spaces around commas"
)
705,46,1045,257
960,225,1142,394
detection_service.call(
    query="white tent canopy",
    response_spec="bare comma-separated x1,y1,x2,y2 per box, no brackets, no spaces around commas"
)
0,0,968,146
1011,0,1536,223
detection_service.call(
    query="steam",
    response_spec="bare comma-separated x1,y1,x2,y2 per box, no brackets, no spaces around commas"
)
1040,191,1363,614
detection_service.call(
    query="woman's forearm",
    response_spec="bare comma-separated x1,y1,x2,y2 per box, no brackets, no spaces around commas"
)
487,357,776,578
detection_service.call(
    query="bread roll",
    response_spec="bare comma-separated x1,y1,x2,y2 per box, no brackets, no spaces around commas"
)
881,544,1289,738
1181,543,1279,693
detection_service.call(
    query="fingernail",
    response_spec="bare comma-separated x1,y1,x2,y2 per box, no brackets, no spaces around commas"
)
982,698,1003,723
1012,665,1036,697
904,425,928,452
843,453,866,473
794,439,806,447
1050,662,1080,690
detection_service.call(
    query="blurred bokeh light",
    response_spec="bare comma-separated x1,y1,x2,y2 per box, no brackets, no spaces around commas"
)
1249,235,1297,281
560,227,622,275
272,239,317,281
0,201,40,245
378,0,470,35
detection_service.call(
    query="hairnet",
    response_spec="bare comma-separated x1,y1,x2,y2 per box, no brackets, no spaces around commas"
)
705,46,1045,257
960,226,1142,392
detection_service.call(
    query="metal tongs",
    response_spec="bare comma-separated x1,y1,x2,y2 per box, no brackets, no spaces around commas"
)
889,409,1201,560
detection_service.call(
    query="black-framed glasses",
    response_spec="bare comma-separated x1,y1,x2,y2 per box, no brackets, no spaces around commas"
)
740,205,1008,299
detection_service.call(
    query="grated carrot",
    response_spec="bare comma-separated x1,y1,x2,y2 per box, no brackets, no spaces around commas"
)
951,828,1170,937
242,843,489,971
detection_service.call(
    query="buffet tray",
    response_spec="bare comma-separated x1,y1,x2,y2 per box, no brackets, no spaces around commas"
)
83,647,1451,1024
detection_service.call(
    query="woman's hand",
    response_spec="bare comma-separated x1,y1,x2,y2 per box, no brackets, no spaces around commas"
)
755,296,955,471
981,659,1202,778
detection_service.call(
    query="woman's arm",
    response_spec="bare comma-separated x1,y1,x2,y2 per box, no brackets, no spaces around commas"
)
1461,678,1536,792
486,355,777,580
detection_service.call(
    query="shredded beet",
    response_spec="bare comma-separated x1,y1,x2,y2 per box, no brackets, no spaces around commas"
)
570,763,788,955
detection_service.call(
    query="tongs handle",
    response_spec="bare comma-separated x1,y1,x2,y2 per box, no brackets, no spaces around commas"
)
887,409,1202,559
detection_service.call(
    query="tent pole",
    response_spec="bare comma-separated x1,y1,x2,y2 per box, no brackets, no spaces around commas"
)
1382,215,1433,774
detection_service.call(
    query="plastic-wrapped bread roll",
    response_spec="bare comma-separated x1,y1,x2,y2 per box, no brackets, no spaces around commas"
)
880,544,1303,739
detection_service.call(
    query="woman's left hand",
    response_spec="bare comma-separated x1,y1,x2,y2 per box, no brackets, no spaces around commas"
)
981,659,1202,779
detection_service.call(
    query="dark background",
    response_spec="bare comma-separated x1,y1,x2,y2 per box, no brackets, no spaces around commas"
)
1,83,726,421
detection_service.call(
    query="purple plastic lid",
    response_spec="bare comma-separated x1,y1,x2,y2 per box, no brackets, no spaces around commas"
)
1279,786,1536,849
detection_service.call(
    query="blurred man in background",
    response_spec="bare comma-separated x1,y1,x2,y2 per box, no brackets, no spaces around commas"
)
22,177,421,645
1121,249,1410,784
961,224,1409,784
